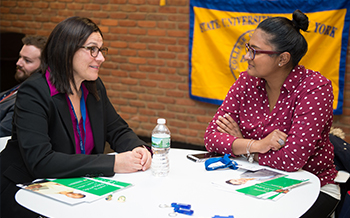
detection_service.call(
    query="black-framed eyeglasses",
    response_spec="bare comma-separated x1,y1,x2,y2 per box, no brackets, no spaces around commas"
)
245,43,281,60
81,46,108,58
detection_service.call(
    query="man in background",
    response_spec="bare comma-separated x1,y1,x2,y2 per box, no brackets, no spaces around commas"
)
0,35,47,137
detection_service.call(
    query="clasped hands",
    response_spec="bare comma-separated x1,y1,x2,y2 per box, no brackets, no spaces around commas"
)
114,146,152,173
216,114,287,153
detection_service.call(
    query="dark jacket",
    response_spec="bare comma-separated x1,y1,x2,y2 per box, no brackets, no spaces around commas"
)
0,85,19,137
0,72,146,217
329,134,350,217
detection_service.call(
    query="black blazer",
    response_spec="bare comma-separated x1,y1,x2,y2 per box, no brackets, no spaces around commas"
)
1,72,146,187
0,86,18,137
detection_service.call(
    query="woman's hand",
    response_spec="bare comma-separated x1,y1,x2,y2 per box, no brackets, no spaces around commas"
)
113,147,152,173
216,114,243,138
133,146,152,171
254,129,287,153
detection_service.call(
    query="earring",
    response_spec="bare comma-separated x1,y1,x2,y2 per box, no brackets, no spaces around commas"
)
278,63,282,67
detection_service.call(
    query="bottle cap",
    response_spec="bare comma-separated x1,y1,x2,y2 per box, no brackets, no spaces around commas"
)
157,118,166,124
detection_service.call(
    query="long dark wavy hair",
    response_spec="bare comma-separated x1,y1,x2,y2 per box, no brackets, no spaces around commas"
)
41,16,103,99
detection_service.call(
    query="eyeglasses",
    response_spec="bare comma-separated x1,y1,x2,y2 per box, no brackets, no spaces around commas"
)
81,46,108,58
245,43,281,60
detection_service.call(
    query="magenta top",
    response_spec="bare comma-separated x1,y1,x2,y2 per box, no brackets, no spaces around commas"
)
45,71,94,154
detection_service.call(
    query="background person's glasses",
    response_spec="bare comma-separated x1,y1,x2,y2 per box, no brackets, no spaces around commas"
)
245,43,281,60
81,46,108,58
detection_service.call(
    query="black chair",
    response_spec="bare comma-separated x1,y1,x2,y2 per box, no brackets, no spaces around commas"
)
338,190,350,218
329,134,350,218
0,31,25,92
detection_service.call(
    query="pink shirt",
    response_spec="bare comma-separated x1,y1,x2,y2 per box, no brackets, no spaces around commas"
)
45,72,94,154
204,65,337,187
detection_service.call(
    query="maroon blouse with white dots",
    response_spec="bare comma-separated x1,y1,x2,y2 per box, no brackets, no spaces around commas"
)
204,65,337,187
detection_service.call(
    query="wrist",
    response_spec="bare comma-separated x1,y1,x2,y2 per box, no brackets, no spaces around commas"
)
249,139,260,153
246,139,256,163
113,154,118,173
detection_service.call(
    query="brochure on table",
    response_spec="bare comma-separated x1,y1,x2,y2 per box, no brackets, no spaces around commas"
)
235,176,309,200
17,177,132,205
212,168,309,201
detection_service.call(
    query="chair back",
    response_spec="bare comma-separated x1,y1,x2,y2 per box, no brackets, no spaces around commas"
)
329,133,350,217
0,136,11,152
0,31,24,91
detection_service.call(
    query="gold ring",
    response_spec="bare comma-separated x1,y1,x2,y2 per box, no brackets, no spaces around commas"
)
117,195,126,202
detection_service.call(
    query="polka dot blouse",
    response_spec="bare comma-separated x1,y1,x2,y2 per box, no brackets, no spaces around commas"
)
204,65,338,187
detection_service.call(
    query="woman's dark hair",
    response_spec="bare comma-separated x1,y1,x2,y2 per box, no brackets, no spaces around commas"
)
257,9,309,67
41,16,103,99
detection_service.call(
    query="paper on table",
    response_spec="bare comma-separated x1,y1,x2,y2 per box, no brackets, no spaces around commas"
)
240,168,285,181
17,177,132,205
235,176,309,201
211,168,309,201
212,168,285,190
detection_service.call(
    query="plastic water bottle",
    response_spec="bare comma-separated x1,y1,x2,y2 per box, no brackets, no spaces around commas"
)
151,118,170,177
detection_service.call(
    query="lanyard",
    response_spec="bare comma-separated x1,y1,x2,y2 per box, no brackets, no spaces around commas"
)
205,154,238,171
0,85,20,102
68,88,87,154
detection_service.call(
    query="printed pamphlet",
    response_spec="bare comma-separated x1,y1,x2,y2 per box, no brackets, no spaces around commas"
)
17,177,132,205
212,168,308,201
240,168,285,181
235,176,309,200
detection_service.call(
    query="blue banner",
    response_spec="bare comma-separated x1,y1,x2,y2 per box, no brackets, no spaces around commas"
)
189,0,350,114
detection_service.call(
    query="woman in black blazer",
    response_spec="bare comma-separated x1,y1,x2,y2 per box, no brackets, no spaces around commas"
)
0,17,152,217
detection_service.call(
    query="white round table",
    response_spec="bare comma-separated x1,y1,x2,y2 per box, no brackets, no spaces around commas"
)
16,148,320,218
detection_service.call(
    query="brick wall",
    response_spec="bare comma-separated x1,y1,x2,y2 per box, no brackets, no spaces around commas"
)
1,0,349,145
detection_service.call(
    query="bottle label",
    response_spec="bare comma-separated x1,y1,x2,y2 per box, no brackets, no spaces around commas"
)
152,135,170,148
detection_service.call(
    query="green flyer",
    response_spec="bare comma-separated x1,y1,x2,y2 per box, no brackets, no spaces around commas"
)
17,177,132,205
236,176,309,200
51,177,130,196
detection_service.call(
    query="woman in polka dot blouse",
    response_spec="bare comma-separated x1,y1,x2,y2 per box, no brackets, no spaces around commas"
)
204,9,339,218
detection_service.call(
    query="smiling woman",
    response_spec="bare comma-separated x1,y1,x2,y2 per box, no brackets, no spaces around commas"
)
72,32,106,96
0,16,152,217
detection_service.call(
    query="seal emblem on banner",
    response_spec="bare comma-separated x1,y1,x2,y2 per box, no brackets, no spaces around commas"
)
229,30,254,80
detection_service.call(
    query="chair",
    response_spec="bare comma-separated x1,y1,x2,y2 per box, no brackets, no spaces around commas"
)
0,31,24,92
334,171,350,183
338,190,350,218
333,170,350,218
329,133,350,218
0,136,11,152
